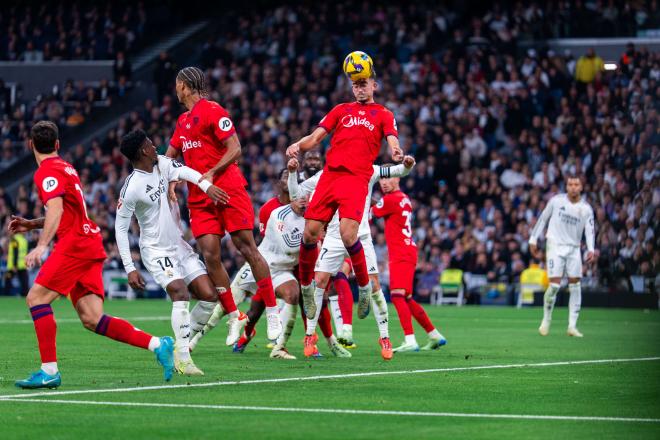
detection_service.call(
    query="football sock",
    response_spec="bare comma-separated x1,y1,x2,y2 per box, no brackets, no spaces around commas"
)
328,295,343,333
41,362,58,376
148,337,161,352
276,302,297,348
30,304,57,364
299,242,319,286
407,297,435,333
319,303,333,338
568,282,582,329
216,287,238,317
251,291,262,303
189,300,217,339
428,329,443,340
391,294,414,335
171,301,191,360
405,334,418,345
334,272,353,326
256,277,277,308
300,304,308,331
371,289,390,339
543,283,561,323
95,315,152,350
233,287,248,305
346,240,369,287
305,286,325,336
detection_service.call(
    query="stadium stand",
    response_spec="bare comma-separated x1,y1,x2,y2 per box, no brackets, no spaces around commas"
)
0,2,658,300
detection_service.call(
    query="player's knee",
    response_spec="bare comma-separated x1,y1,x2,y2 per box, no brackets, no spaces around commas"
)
548,283,560,294
79,311,101,331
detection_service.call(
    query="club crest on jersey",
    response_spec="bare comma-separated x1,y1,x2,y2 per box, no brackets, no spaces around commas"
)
42,177,58,192
341,115,375,131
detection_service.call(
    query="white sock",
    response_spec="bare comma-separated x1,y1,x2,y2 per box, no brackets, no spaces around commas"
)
405,334,418,346
189,301,217,339
232,288,247,305
148,336,161,352
328,295,343,333
370,289,389,339
266,305,279,315
41,362,58,375
305,286,325,335
326,334,338,346
277,298,286,311
428,329,443,340
568,282,582,329
276,303,297,348
171,301,191,360
343,323,353,335
543,283,561,323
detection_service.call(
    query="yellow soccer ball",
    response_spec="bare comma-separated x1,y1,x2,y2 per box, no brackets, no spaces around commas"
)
343,51,375,81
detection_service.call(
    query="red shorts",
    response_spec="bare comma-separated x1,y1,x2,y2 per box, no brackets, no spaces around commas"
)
35,252,105,306
305,171,368,223
189,185,254,238
389,260,417,295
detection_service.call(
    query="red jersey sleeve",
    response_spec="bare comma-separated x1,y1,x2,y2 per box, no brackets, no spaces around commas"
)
381,109,398,138
170,114,186,151
208,104,236,143
318,104,344,132
372,194,393,218
35,167,66,205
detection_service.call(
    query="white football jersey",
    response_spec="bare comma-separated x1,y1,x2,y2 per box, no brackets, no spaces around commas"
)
529,193,595,251
289,164,411,240
259,204,305,271
116,156,187,272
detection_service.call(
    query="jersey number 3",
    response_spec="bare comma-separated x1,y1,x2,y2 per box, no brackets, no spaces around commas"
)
402,210,412,238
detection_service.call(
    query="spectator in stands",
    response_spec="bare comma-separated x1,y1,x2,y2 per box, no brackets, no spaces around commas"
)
575,48,604,85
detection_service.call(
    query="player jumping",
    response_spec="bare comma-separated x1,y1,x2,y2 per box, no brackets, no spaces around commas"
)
11,121,174,389
372,169,447,352
166,66,281,340
115,129,246,375
285,62,403,359
529,175,595,337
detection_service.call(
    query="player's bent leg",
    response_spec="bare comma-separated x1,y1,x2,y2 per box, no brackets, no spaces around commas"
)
271,280,299,360
390,290,419,353
567,277,583,337
77,293,174,381
197,234,240,318
340,219,371,318
540,278,561,336
16,285,62,389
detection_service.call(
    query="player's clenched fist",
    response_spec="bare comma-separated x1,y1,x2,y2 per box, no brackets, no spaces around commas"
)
8,215,36,233
127,270,146,291
391,146,403,162
206,184,230,205
287,158,299,172
402,155,415,169
286,142,300,158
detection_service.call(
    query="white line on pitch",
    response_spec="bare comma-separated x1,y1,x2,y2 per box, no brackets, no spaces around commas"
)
2,398,658,423
0,316,170,325
0,356,657,400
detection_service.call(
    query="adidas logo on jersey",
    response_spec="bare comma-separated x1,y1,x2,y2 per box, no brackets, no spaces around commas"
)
146,185,153,193
369,266,376,272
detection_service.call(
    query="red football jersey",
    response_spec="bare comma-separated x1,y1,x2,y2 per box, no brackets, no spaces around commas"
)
372,190,417,262
258,196,285,236
170,98,248,206
318,102,398,180
34,157,106,260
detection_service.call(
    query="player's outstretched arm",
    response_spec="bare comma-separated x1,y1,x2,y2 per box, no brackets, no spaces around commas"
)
8,215,45,232
169,162,230,205
286,127,327,158
378,156,416,180
25,198,63,268
287,159,301,199
386,135,404,162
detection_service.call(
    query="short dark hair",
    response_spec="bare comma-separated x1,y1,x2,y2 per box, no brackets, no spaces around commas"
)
30,121,59,154
120,129,147,162
565,173,583,183
278,168,288,180
176,66,207,96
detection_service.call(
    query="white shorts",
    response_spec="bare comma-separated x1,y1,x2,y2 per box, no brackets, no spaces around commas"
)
315,235,379,276
232,262,297,295
141,240,207,290
546,242,582,278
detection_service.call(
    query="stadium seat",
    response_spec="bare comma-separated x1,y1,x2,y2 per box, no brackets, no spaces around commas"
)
104,270,135,300
432,269,464,306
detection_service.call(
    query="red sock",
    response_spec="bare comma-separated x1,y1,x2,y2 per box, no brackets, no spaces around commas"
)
95,315,152,349
407,297,435,333
346,241,369,287
334,273,353,325
299,242,318,286
256,277,277,308
391,294,414,335
30,305,57,363
318,304,333,338
252,291,262,303
217,287,237,314
300,305,308,331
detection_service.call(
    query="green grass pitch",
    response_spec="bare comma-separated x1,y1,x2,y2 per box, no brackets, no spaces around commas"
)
0,297,658,439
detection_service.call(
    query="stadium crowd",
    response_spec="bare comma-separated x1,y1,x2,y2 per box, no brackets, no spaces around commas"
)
1,2,659,297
